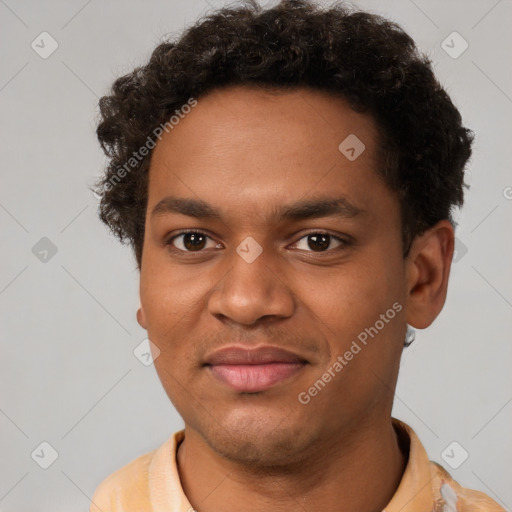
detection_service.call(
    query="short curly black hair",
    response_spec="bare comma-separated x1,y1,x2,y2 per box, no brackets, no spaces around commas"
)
92,0,473,269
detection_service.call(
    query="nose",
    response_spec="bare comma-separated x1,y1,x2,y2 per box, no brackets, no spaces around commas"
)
207,241,295,326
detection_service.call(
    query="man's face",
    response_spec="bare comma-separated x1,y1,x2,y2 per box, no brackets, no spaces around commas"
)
138,85,409,465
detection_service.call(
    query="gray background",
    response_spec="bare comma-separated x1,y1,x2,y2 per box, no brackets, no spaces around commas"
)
1,0,511,510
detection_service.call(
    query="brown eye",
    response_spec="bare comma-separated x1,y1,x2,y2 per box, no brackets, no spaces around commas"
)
182,232,207,251
293,233,346,252
167,231,218,252
307,234,330,251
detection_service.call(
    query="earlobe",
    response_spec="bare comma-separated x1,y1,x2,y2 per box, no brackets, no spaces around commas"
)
405,220,455,329
137,306,148,329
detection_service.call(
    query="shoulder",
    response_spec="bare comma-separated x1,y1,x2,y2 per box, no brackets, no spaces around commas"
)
89,446,158,512
429,461,506,512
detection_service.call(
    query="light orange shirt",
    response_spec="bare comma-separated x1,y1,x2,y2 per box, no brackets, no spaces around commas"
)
89,418,505,512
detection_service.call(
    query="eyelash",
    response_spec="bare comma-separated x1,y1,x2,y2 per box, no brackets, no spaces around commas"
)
164,229,350,254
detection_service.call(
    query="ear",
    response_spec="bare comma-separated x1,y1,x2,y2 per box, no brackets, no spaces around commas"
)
405,219,455,329
137,306,148,329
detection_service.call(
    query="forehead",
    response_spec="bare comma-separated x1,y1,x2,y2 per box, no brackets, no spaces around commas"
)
151,84,378,155
146,85,386,222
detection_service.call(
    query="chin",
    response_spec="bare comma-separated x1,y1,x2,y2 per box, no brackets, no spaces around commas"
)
194,410,319,468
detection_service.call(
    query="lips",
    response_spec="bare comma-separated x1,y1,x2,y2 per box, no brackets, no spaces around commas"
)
205,345,307,392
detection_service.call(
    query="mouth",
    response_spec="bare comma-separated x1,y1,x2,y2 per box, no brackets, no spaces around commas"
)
204,345,308,393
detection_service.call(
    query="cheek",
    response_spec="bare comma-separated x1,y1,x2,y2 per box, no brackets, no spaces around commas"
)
300,261,394,327
299,254,405,370
140,255,200,328
139,260,211,366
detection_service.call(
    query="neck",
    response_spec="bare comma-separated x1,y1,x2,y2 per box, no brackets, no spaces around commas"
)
176,417,407,512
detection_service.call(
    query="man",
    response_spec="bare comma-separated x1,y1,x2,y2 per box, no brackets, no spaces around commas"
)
89,0,503,510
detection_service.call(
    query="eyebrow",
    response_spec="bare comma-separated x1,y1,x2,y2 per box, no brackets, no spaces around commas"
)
151,196,365,223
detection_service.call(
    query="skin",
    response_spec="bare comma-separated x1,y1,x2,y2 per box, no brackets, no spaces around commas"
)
136,85,454,512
